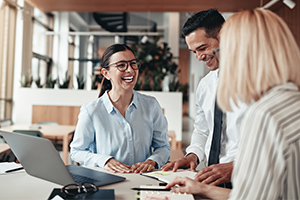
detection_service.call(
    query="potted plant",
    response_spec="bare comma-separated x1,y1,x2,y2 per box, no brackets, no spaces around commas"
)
131,36,188,102
20,71,33,88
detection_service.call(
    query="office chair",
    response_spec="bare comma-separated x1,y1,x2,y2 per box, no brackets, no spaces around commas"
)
13,130,43,137
34,122,63,150
0,136,11,162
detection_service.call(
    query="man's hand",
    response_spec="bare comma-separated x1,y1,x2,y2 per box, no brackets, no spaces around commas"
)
161,153,198,172
194,162,233,185
104,158,131,173
130,160,156,173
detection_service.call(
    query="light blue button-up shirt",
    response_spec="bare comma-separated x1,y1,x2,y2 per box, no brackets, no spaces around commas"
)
70,90,170,168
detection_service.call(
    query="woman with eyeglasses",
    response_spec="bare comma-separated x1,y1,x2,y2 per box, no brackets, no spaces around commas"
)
166,8,300,199
70,44,170,173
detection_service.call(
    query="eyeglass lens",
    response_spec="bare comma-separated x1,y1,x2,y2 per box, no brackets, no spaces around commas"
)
116,60,141,72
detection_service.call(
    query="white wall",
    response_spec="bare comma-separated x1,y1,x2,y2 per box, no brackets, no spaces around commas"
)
12,88,183,141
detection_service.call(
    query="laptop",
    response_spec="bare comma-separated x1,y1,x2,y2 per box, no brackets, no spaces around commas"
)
1,130,126,186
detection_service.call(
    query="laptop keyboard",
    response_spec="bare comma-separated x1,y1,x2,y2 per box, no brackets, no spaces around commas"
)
71,173,100,184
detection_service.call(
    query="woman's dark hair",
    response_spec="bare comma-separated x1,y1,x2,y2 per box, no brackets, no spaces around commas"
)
182,8,225,39
98,43,135,97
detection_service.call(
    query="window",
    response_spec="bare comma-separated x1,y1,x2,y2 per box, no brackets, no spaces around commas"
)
31,9,53,87
0,0,17,124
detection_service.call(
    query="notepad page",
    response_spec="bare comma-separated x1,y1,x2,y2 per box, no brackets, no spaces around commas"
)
0,162,25,174
139,185,194,200
141,169,197,184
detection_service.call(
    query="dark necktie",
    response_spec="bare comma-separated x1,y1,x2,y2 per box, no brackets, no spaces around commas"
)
208,100,223,166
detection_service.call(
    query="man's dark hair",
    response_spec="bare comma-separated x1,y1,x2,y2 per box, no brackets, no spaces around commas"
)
182,8,225,39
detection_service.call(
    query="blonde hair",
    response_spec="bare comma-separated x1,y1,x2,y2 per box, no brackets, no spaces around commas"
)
217,8,300,111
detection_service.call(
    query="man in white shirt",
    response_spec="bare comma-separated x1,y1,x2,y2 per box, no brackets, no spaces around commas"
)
161,9,247,187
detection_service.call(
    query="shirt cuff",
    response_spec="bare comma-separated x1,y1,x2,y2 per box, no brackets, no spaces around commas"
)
97,155,113,168
185,148,203,164
147,154,168,169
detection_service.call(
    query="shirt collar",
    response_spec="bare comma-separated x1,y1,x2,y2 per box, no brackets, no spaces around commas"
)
267,82,299,94
131,90,138,110
102,90,114,114
214,68,220,78
102,90,138,114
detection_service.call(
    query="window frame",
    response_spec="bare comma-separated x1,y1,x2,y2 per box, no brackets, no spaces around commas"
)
0,0,17,125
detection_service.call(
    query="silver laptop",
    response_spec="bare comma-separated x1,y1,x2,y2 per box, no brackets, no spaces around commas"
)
1,130,126,186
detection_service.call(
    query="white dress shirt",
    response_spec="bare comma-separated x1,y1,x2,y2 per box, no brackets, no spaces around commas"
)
186,69,248,165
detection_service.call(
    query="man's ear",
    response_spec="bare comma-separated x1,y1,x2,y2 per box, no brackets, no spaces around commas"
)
101,68,110,80
217,30,221,42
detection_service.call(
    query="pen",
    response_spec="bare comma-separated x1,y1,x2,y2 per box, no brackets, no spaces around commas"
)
140,173,159,181
5,167,24,173
131,187,171,191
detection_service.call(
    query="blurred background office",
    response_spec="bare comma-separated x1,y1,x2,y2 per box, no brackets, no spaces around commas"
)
0,0,299,153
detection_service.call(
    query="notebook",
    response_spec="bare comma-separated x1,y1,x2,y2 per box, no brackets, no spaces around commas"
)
0,130,126,186
141,169,197,183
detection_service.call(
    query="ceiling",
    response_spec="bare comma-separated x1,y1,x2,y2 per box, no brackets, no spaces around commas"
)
25,0,266,13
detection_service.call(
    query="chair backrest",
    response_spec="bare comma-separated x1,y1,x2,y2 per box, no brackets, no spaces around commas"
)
13,130,43,137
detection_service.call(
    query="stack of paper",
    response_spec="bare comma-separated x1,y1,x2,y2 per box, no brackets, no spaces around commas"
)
0,162,25,174
139,185,194,200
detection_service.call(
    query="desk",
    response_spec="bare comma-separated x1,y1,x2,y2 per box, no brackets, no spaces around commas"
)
0,124,75,165
0,167,162,200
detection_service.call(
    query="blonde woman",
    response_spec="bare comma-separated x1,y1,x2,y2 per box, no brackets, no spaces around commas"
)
166,8,300,199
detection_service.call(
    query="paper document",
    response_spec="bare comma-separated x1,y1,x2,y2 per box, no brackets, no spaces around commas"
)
141,169,197,183
0,162,25,174
139,185,194,200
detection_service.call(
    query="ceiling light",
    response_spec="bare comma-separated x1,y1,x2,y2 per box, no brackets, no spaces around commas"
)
263,0,279,8
283,0,296,9
262,0,296,9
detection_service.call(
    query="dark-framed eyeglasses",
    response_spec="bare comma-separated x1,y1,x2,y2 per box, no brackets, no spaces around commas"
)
213,48,220,63
61,182,98,196
106,59,141,72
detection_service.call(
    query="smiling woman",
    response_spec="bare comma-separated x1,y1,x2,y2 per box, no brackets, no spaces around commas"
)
70,43,171,174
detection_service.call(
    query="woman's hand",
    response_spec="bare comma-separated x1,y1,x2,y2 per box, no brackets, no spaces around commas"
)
130,160,157,173
166,177,203,195
166,177,231,199
104,158,131,173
